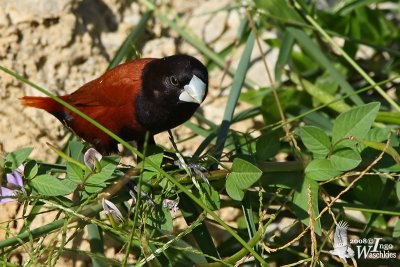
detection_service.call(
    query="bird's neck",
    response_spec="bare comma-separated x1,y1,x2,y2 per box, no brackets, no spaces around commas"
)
135,93,197,134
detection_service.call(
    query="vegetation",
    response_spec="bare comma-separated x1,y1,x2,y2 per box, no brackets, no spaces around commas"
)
1,0,399,266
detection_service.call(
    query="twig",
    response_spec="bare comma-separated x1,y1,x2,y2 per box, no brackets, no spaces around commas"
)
308,185,317,266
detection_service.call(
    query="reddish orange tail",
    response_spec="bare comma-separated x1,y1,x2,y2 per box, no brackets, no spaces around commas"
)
20,96,62,114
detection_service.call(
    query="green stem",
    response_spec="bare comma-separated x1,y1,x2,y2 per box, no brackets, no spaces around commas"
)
47,143,86,170
122,132,149,267
0,203,102,249
343,205,400,216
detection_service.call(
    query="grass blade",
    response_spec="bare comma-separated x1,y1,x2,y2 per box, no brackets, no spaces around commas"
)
214,32,255,160
274,31,294,81
287,27,364,105
292,0,400,112
87,223,107,267
180,195,220,262
108,10,153,69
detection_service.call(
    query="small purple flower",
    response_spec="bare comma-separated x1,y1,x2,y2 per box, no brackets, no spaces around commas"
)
163,197,180,214
102,198,124,225
0,166,26,204
84,148,102,172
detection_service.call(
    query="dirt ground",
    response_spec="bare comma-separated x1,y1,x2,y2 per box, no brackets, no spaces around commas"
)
0,0,270,265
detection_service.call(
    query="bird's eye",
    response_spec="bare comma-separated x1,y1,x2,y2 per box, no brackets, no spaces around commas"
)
170,76,179,86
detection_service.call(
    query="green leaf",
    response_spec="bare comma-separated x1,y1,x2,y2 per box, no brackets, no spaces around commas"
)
366,128,391,142
305,159,342,181
292,176,321,235
241,194,259,247
332,102,380,144
261,172,303,190
233,106,262,123
68,141,85,161
179,194,220,260
142,170,158,183
67,162,84,183
19,203,43,234
295,76,351,113
256,131,280,160
30,174,75,196
194,183,220,210
6,147,33,170
291,49,319,74
24,160,38,179
300,126,331,156
396,181,400,201
141,146,164,172
331,148,361,171
85,156,120,192
226,158,262,201
358,128,391,152
60,178,79,192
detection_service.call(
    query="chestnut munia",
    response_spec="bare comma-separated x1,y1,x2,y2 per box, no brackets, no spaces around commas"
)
20,55,208,153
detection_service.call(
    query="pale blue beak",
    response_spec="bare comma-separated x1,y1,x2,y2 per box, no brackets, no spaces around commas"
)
179,75,206,104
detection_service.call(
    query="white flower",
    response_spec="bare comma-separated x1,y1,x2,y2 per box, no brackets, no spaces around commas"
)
102,198,124,224
84,148,102,172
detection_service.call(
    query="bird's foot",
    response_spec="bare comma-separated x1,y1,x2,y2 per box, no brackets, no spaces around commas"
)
173,157,210,187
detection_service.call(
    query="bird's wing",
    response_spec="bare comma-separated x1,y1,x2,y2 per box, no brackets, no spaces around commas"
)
57,59,156,152
333,221,350,248
68,58,155,107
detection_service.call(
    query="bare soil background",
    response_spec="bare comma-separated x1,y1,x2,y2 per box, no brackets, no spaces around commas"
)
0,0,270,265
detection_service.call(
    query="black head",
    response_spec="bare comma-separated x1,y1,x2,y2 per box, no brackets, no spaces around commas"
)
136,55,208,133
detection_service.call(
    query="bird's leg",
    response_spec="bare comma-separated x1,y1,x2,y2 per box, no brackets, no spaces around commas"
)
167,130,210,186
173,157,209,186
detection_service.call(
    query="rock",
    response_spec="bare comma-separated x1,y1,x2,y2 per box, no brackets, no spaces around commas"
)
0,0,74,24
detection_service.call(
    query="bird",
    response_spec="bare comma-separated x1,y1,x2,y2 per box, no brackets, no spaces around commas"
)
330,221,355,260
20,55,208,154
